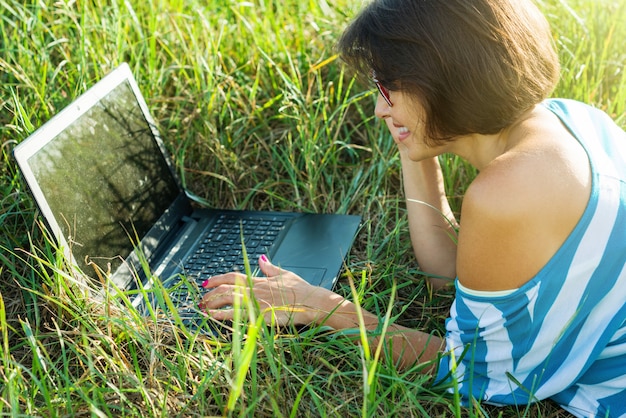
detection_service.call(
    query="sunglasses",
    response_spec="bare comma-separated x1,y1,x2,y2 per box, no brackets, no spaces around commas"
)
372,72,393,107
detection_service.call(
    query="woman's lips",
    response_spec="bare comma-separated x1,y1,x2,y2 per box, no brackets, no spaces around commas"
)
397,126,410,141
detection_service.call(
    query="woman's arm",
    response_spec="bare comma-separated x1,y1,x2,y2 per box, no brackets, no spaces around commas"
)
322,295,444,371
401,154,458,289
200,257,444,371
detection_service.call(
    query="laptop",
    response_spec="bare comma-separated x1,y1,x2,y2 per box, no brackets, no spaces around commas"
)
13,62,362,326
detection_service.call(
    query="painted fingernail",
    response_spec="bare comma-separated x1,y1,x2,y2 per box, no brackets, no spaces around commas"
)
201,279,209,288
260,254,268,263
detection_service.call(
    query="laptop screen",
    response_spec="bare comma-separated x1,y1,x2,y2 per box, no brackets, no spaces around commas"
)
26,80,180,274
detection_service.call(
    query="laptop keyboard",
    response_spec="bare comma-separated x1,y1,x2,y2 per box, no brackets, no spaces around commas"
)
162,214,287,325
184,214,286,281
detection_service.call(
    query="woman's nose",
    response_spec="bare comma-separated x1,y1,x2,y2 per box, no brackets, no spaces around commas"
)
374,94,391,119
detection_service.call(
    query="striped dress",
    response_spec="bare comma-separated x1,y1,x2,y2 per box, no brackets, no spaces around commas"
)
436,99,626,417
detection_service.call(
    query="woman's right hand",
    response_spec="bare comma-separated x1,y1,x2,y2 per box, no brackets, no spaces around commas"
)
199,255,342,326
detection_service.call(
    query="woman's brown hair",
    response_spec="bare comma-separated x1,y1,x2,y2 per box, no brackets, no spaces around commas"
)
337,0,560,144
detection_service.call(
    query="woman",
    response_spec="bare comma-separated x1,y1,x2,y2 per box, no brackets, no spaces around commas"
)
201,0,626,416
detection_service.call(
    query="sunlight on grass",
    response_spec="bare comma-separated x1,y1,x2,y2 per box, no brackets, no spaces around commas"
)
1,0,624,416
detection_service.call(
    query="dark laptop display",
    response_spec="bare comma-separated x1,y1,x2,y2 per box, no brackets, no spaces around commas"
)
27,79,180,276
13,63,362,319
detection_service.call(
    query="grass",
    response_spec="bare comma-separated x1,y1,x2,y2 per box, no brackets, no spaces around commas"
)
1,0,625,416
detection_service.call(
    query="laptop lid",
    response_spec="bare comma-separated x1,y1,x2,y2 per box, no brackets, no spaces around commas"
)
13,63,191,290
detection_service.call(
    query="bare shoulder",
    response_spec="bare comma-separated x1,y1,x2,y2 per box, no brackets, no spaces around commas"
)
456,111,591,291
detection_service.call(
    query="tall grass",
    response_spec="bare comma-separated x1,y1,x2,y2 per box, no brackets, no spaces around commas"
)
1,0,625,416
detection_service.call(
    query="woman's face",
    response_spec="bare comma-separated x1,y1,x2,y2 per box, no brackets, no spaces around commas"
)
374,91,447,160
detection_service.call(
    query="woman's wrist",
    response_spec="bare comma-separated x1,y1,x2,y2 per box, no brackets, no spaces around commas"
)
305,289,380,331
400,155,444,191
298,288,344,325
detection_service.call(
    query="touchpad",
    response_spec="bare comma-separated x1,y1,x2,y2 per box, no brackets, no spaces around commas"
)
280,266,327,286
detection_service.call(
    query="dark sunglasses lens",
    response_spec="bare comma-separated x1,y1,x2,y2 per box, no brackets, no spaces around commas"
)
376,83,392,106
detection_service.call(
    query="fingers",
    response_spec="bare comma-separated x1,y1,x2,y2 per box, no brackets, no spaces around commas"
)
198,283,239,310
206,307,234,321
197,255,298,322
258,254,289,278
200,255,287,291
203,270,258,290
198,266,264,311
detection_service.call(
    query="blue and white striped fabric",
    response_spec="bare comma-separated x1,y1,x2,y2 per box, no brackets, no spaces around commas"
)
436,99,626,418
